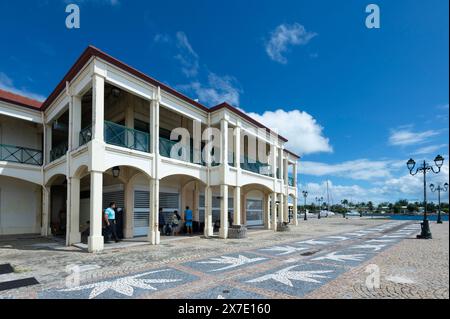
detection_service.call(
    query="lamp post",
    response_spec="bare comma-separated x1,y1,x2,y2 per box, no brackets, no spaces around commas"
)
406,155,444,239
302,191,308,221
316,196,323,219
430,182,448,224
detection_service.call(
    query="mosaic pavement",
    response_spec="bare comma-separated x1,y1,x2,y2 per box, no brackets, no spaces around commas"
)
32,220,422,299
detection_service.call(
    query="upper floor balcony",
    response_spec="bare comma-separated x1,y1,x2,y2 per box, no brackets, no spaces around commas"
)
0,143,43,166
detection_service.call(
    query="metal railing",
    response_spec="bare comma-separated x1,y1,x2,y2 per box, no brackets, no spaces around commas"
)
50,142,68,162
79,125,92,146
0,144,43,165
288,176,295,187
240,155,272,176
104,121,150,152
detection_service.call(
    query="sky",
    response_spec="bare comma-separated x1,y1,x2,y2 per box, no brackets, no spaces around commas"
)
0,0,448,204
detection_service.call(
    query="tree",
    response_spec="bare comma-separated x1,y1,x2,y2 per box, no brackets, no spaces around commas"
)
367,201,374,212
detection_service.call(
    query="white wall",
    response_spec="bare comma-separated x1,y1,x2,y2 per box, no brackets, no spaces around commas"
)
0,175,41,235
0,114,42,150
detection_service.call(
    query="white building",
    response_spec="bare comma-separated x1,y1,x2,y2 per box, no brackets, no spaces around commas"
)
0,46,299,252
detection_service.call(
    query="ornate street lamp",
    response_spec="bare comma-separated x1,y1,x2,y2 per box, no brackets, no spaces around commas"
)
302,191,308,221
316,196,324,220
407,155,444,239
430,182,448,224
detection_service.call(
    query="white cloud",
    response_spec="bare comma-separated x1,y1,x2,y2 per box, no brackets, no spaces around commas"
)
300,159,396,181
244,109,331,155
265,23,317,64
174,32,199,78
414,144,448,155
0,72,46,101
388,128,439,146
178,73,242,106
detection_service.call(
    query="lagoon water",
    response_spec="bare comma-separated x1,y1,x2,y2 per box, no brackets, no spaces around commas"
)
381,214,449,222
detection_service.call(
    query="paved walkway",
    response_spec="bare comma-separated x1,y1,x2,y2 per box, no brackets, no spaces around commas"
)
0,218,448,299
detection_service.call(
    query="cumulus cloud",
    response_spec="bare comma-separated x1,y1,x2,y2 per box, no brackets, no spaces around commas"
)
0,72,46,101
244,109,332,155
389,128,439,146
265,23,317,64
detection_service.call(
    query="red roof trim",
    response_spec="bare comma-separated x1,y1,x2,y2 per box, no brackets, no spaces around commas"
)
0,89,43,110
284,148,301,159
9,45,289,143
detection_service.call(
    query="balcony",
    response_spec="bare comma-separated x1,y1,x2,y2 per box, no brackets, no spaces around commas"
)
0,144,43,166
79,121,150,153
288,176,295,187
240,155,272,176
50,142,68,162
159,136,206,166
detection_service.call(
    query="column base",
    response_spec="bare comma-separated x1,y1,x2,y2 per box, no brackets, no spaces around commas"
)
88,235,104,252
228,225,247,239
276,222,290,232
69,232,81,245
219,227,228,239
148,230,161,245
204,226,213,237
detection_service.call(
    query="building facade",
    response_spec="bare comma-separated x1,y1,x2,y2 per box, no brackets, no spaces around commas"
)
0,46,299,252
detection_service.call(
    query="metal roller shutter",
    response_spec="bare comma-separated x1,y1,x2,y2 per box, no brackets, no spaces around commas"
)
134,190,149,237
246,199,264,226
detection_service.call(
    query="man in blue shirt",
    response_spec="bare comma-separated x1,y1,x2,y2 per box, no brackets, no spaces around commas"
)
104,202,120,243
184,206,193,235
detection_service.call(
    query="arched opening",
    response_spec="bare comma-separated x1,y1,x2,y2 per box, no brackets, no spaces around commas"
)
241,183,272,229
159,174,206,236
0,175,42,235
73,165,151,244
45,174,67,239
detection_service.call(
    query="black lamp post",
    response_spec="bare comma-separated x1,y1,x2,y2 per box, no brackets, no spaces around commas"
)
302,191,308,220
316,196,323,219
430,182,448,224
407,155,444,239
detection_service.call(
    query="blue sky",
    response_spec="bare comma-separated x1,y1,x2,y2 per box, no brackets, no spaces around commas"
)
0,0,448,204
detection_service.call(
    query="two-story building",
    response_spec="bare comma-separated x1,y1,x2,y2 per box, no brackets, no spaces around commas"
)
0,46,299,252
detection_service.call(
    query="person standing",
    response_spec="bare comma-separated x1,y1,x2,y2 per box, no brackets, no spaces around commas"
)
104,202,120,243
184,206,193,235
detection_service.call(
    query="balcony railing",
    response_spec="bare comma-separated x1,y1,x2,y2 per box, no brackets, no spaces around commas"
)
0,144,43,166
50,142,68,162
240,155,272,176
159,137,207,166
104,121,150,152
288,176,295,187
79,125,92,146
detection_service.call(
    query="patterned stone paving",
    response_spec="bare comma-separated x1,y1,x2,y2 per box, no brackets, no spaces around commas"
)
1,219,448,299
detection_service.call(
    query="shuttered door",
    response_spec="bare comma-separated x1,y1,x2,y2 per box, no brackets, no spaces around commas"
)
134,190,149,237
199,195,233,224
246,199,264,226
159,192,179,223
103,191,125,210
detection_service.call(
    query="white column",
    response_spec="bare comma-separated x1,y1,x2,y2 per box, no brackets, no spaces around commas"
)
92,75,105,142
45,124,52,164
271,144,277,178
219,184,228,239
279,148,284,181
293,161,298,186
193,183,200,222
233,186,241,225
149,178,160,244
68,177,81,244
221,119,228,167
124,181,134,238
264,194,271,230
204,186,213,237
283,193,289,223
234,126,241,168
279,193,285,223
293,196,298,226
271,193,277,231
41,186,51,236
72,95,82,149
88,171,104,252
